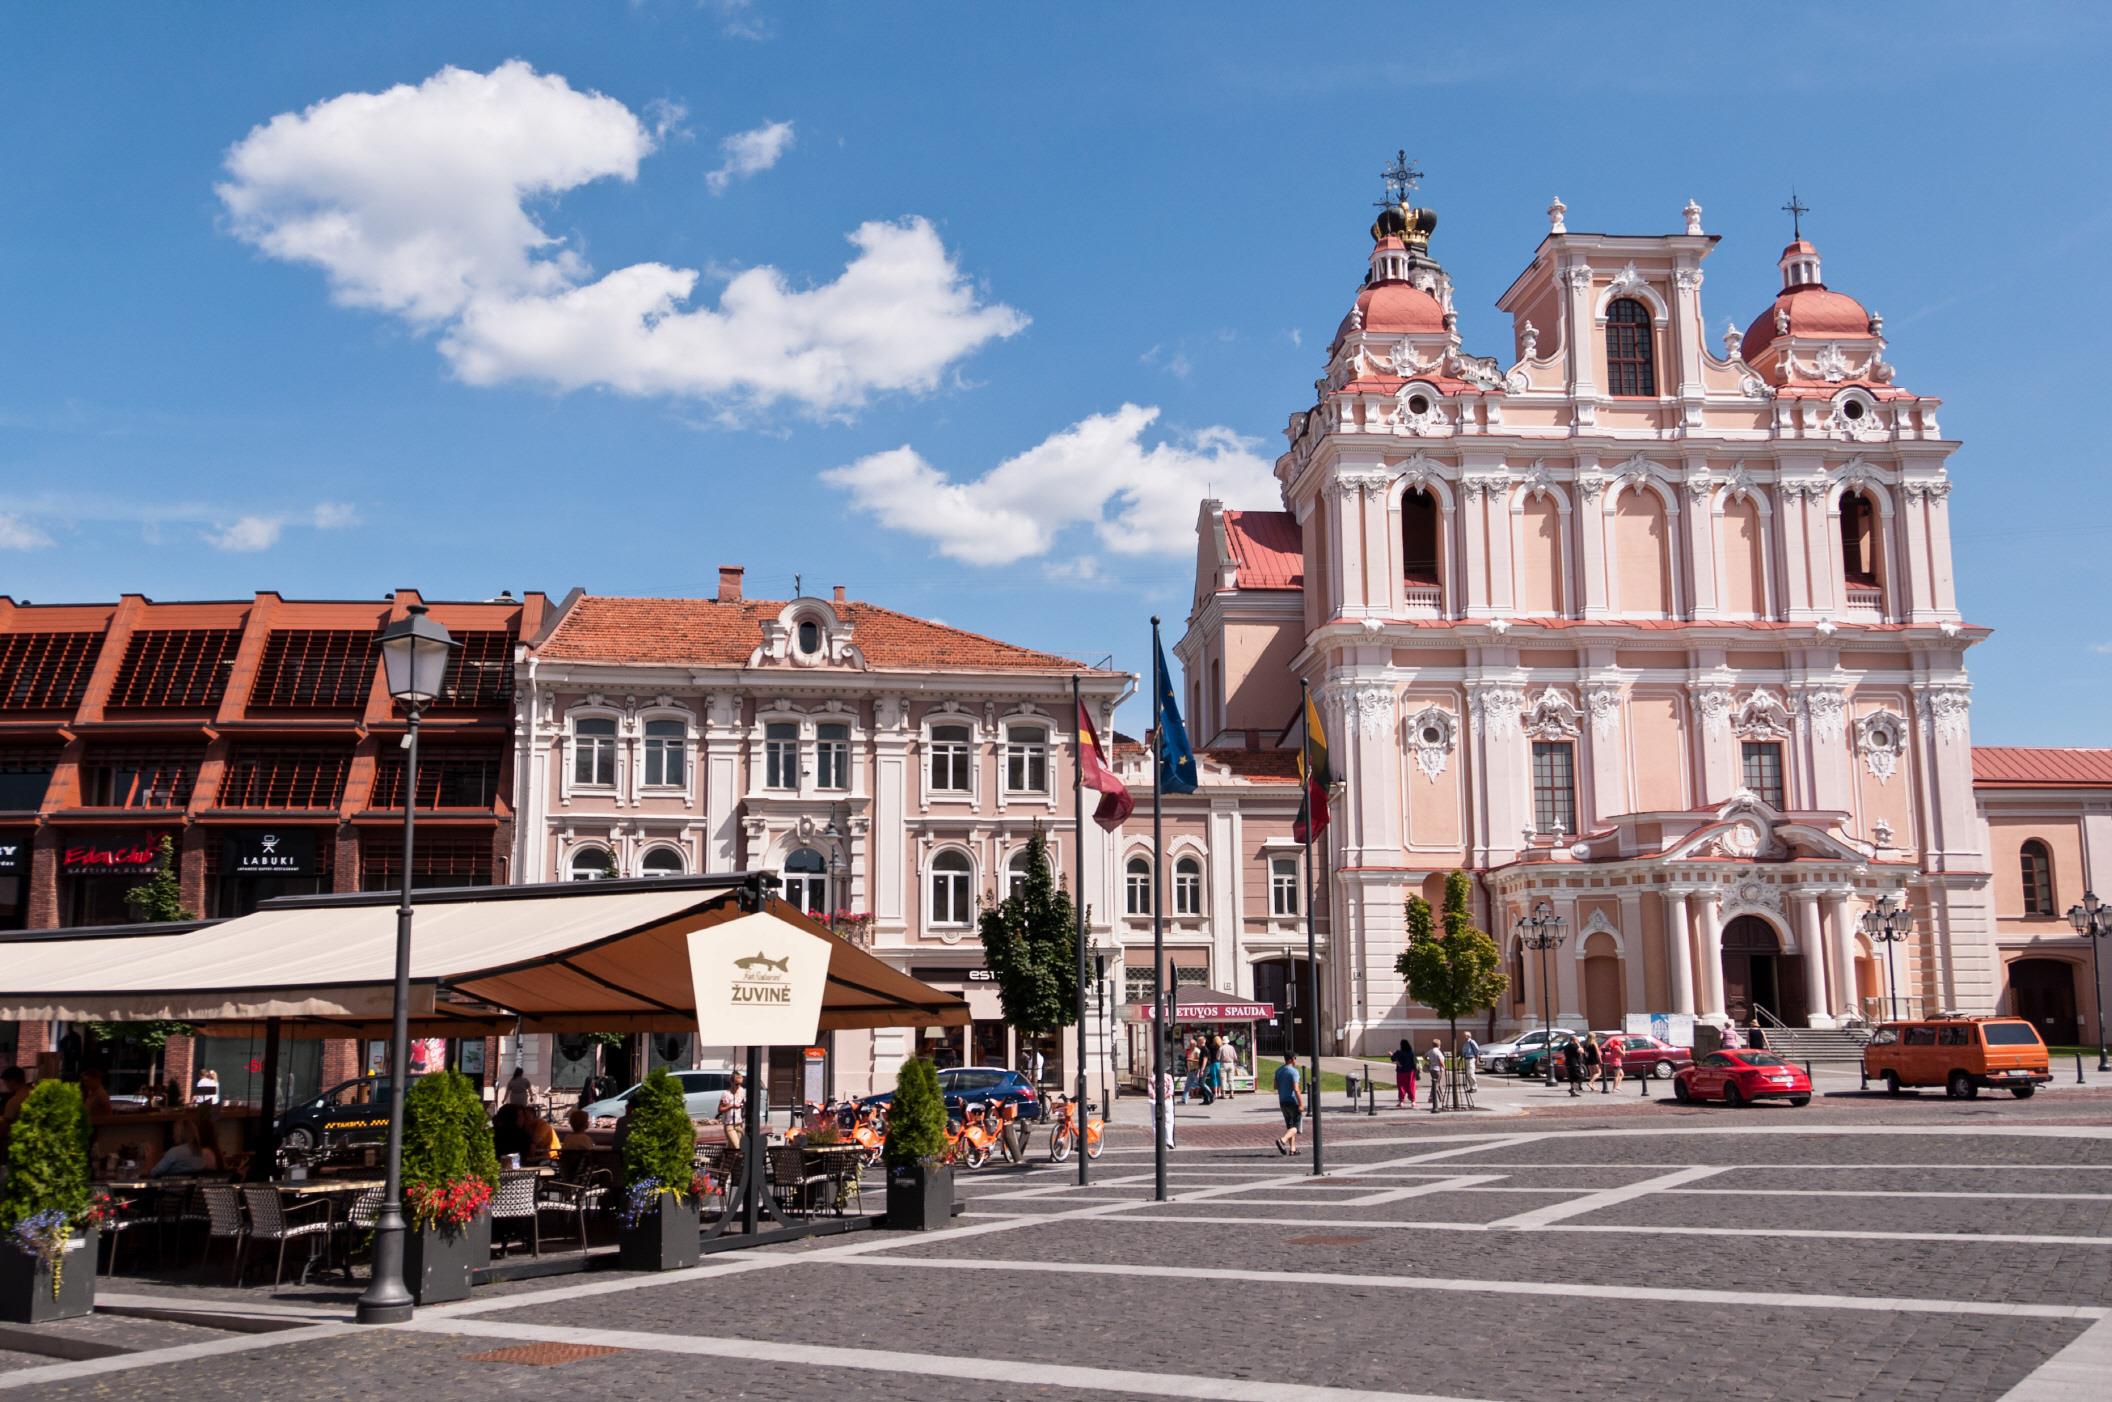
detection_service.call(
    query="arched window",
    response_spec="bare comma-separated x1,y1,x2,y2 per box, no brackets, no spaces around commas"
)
1401,488,1439,587
1173,856,1203,917
1006,847,1034,900
569,847,614,882
2020,839,2055,917
796,618,822,656
783,847,828,914
1124,855,1153,917
642,718,686,788
1840,491,1878,585
640,846,685,877
929,850,972,925
572,716,618,787
1605,297,1656,397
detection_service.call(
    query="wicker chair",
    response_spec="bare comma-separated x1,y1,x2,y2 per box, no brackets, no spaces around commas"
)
332,1188,384,1276
236,1185,333,1288
489,1171,540,1256
766,1146,829,1218
196,1184,248,1283
536,1169,611,1250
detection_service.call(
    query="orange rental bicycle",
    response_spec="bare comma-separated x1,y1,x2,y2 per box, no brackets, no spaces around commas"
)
1047,1093,1105,1162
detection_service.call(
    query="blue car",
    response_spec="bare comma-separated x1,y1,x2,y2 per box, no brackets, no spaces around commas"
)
862,1066,1045,1122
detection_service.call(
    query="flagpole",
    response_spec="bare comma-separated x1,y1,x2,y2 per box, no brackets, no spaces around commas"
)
1302,679,1323,1177
1072,672,1090,1188
1150,616,1169,1203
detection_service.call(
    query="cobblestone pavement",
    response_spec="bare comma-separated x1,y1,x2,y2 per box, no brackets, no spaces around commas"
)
10,1104,2112,1400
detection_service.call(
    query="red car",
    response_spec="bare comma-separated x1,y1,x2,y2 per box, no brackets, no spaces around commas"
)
1673,1050,1812,1107
1602,1034,1692,1080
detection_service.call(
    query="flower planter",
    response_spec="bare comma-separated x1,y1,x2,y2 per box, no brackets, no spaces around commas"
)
618,1195,700,1272
0,1228,96,1324
885,1161,954,1231
401,1211,490,1305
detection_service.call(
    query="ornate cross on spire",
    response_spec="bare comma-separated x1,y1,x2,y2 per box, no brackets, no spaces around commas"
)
1781,190,1810,241
1377,149,1423,207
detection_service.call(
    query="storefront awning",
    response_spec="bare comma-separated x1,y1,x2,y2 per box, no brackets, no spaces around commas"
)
1129,988,1278,1022
0,876,969,1039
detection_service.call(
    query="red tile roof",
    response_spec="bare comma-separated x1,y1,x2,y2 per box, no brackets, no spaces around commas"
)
1972,747,2112,788
536,596,1097,673
1222,511,1303,591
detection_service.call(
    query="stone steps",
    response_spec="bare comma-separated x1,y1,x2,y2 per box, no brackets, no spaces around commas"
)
1751,1026,1872,1063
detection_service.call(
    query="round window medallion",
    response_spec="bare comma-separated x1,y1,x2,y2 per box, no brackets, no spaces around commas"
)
1841,399,1865,421
1407,394,1431,415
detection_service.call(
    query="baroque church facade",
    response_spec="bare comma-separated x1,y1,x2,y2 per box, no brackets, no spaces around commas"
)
1179,181,1992,1048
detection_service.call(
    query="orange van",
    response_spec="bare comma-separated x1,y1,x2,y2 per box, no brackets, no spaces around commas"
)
1861,1016,2051,1098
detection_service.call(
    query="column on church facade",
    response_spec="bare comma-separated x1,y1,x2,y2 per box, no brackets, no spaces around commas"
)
1794,890,1831,1028
1826,888,1859,1023
1618,890,1647,1020
1575,454,1609,618
1662,889,1694,1015
1552,893,1583,1027
1682,453,1718,620
1694,888,1726,1017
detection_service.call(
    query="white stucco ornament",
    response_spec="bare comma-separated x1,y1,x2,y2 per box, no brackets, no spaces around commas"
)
1523,687,1582,739
1405,704,1458,782
1855,709,1909,783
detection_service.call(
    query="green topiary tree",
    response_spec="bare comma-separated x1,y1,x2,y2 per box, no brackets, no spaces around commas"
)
400,1070,491,1230
1397,870,1510,1049
620,1067,695,1203
975,825,1077,1040
883,1057,948,1166
0,1081,92,1233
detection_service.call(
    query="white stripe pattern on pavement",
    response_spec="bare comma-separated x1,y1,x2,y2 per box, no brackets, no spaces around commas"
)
1486,1165,1726,1228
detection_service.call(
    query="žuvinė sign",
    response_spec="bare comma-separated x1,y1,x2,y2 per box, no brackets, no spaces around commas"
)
686,911,829,1046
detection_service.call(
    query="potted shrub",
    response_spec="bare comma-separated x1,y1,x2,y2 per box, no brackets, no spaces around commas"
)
0,1081,104,1323
617,1067,699,1270
883,1058,953,1231
398,1070,496,1303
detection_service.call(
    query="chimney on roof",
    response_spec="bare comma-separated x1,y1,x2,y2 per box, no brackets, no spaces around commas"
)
832,585,845,604
717,566,744,603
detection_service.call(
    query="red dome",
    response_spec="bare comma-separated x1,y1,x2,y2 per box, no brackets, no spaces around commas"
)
1739,286,1873,364
1356,280,1447,334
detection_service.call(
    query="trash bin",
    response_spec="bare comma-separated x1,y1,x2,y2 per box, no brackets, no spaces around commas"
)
1345,1072,1361,1102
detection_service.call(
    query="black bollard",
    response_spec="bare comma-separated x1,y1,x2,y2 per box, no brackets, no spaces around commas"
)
1805,1059,1813,1083
1639,1071,1650,1098
1859,1061,1868,1091
1367,1077,1377,1117
2079,1051,2087,1086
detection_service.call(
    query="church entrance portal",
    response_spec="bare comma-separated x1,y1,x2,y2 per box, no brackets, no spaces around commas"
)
1720,915,1808,1027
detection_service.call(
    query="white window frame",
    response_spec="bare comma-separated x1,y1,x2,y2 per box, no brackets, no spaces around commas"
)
569,845,616,882
640,716,688,791
783,847,829,914
1269,856,1300,917
929,848,974,927
927,723,972,796
1124,855,1153,918
639,844,686,877
1004,724,1049,795
570,715,620,791
763,721,800,792
815,722,851,792
1005,847,1034,901
1173,855,1204,917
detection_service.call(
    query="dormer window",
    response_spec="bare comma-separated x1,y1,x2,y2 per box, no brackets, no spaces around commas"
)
796,618,822,656
1605,298,1656,396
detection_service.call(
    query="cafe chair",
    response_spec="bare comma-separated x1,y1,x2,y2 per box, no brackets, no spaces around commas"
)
489,1172,541,1257
536,1168,611,1250
766,1145,829,1218
332,1188,384,1276
196,1184,249,1283
237,1185,333,1289
97,1193,156,1277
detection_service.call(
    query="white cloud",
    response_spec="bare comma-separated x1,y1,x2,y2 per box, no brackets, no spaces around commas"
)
707,120,793,194
203,501,359,553
0,514,55,549
219,64,1022,417
823,404,1279,566
2090,642,2112,656
701,0,772,39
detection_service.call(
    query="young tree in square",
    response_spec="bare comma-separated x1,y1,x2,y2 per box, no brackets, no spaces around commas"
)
1397,869,1510,1048
975,825,1077,1040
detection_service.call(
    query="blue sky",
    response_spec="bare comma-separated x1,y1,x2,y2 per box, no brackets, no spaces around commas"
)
3,4,2109,743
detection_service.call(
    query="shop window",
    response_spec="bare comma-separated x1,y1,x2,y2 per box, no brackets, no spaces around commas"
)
643,719,686,788
1173,856,1203,916
1005,725,1049,794
815,723,850,790
1125,855,1153,917
1269,856,1299,917
428,630,515,710
80,749,200,809
764,722,799,790
1605,297,1656,396
371,748,501,809
248,630,373,709
106,629,241,709
0,631,103,711
0,748,59,810
1531,741,1576,834
929,850,972,925
928,724,971,793
572,717,618,788
784,848,829,914
218,746,351,810
1740,742,1785,809
2020,839,2055,917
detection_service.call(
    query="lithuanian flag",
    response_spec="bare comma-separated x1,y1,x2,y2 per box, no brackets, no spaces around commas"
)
1294,690,1332,844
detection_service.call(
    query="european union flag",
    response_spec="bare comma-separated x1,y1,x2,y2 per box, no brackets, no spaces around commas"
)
1154,635,1198,795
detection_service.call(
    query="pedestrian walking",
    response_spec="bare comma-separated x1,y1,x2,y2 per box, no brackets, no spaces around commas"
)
1603,1034,1625,1093
1582,1033,1602,1092
1273,1056,1303,1155
1390,1037,1418,1107
1183,1038,1204,1104
1562,1036,1584,1096
1460,1034,1481,1095
503,1065,532,1108
1720,1022,1744,1051
1158,1068,1177,1148
1218,1036,1238,1097
1425,1040,1446,1113
1203,1033,1223,1102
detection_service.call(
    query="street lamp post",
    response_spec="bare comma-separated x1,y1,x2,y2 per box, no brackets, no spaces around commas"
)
2065,892,2112,1073
1858,893,1914,1023
1514,900,1566,1087
356,604,457,1327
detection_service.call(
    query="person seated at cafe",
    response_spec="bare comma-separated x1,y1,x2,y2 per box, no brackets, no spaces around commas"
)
523,1107,560,1162
78,1068,113,1118
491,1103,531,1161
559,1108,595,1154
149,1114,220,1178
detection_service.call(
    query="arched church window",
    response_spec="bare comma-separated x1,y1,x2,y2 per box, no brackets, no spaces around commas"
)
1605,298,1656,396
2020,840,2055,917
1401,488,1439,586
1840,491,1878,586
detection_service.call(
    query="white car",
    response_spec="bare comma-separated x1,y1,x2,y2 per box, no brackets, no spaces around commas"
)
580,1068,734,1121
1480,1028,1584,1074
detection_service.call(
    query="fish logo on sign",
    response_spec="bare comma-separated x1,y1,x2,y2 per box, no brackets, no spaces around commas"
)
731,952,792,1004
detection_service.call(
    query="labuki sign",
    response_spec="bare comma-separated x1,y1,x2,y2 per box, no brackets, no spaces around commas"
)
225,830,316,877
687,911,829,1046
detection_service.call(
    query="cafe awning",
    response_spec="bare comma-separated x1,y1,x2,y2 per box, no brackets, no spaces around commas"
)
0,876,969,1039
